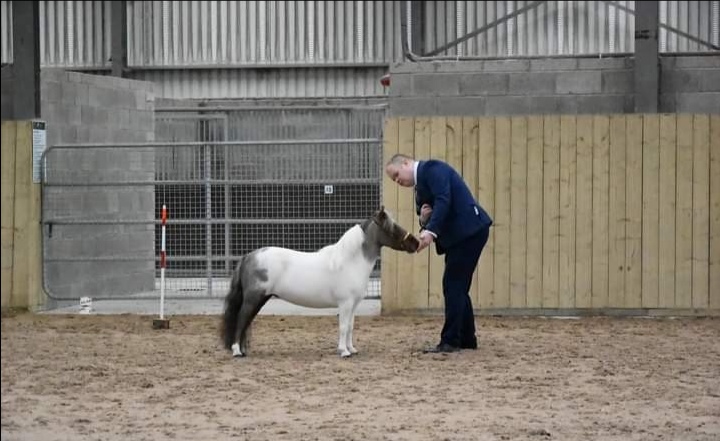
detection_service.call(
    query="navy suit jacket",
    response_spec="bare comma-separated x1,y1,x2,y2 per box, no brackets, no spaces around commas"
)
415,160,493,254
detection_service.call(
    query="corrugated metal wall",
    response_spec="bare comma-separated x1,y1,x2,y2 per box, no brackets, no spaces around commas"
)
418,1,720,57
126,1,402,67
419,1,636,56
38,1,111,68
1,1,718,98
4,1,719,66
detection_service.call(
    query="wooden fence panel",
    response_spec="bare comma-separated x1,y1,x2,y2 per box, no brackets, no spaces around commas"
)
476,117,496,308
381,114,718,316
494,117,512,308
510,117,528,308
380,118,399,312
525,116,544,308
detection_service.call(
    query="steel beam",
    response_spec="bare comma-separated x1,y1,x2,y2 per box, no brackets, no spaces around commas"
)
111,1,128,77
634,1,660,113
11,0,40,119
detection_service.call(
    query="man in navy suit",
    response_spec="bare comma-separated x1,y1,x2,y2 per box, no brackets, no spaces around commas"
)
385,153,492,353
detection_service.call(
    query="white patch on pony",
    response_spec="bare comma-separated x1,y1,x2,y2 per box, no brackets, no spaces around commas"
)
231,343,244,357
325,225,365,272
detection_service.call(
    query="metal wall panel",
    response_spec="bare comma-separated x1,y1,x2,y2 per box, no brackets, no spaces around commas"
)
126,0,403,67
418,1,719,57
3,1,717,91
38,0,111,68
420,0,637,56
660,0,720,52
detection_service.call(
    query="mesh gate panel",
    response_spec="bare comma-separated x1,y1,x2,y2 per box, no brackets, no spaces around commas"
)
42,139,383,300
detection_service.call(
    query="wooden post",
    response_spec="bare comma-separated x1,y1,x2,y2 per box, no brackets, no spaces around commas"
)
1,121,45,311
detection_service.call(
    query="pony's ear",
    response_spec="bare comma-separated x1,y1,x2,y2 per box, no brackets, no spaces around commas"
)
375,207,388,222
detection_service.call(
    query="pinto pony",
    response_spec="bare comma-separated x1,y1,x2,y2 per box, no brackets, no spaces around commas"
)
221,206,419,358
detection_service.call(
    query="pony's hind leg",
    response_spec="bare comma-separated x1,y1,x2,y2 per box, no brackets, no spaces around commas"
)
233,291,271,358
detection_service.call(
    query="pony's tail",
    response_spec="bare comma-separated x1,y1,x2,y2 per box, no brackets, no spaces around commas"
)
221,256,245,350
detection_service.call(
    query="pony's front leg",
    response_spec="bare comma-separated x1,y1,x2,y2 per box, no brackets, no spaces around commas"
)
337,301,354,358
346,297,363,355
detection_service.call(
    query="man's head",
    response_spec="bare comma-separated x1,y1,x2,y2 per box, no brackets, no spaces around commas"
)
385,153,415,187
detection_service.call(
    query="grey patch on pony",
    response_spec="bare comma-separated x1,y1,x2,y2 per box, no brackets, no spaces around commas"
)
221,250,272,357
253,266,268,283
360,219,381,263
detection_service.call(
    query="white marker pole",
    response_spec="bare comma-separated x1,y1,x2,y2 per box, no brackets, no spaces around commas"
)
160,204,167,320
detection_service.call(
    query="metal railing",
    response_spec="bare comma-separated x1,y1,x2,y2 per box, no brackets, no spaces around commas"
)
41,138,383,301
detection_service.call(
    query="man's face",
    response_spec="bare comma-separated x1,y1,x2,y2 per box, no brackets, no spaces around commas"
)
385,160,414,187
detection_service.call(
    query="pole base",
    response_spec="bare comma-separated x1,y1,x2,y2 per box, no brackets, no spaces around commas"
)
152,318,170,330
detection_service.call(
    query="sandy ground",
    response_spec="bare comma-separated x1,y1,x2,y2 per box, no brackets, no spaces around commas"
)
1,312,719,441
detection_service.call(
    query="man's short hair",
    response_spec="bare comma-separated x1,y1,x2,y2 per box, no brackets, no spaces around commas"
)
386,153,414,166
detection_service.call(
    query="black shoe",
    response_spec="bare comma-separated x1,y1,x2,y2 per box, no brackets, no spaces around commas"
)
460,340,478,350
422,342,461,353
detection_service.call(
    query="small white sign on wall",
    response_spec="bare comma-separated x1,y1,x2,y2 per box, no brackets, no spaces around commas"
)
32,120,47,184
324,185,334,195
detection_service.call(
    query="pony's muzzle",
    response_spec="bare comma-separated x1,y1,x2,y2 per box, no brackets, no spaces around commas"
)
402,232,420,253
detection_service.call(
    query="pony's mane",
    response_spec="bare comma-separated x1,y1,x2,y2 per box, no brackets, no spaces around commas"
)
325,224,365,271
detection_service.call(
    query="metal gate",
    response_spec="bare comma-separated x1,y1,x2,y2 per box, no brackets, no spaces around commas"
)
41,105,386,302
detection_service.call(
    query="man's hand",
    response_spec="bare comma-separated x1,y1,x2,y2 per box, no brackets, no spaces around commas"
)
419,204,432,226
416,230,434,253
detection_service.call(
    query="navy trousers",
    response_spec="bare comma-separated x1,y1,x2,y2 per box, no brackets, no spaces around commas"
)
440,226,490,348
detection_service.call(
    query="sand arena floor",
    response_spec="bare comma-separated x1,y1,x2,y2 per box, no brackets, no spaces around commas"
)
2,312,719,441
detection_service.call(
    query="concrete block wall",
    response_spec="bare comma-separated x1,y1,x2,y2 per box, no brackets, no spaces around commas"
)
389,57,634,116
388,55,719,116
40,69,157,302
660,56,720,113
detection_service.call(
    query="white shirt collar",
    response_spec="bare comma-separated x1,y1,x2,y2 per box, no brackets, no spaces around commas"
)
413,161,419,186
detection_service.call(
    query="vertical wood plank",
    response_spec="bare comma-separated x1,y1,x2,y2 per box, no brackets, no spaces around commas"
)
710,115,720,310
559,115,577,308
692,115,710,309
525,116,544,308
658,114,677,308
641,115,660,308
608,115,627,308
476,117,496,309
1,122,17,309
625,115,643,308
592,115,610,308
27,145,43,309
575,115,594,308
437,117,463,309
428,117,447,310
462,117,480,307
12,122,32,308
381,118,400,312
542,115,560,308
494,116,512,308
446,117,464,173
675,114,694,309
510,116,528,308
396,117,420,309
411,117,431,309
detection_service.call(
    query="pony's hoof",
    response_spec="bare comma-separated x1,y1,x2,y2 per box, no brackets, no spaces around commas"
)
339,350,352,358
349,347,359,355
231,343,245,358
